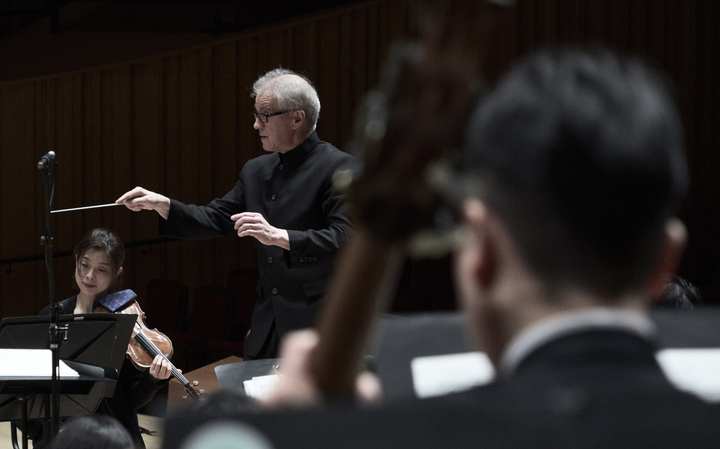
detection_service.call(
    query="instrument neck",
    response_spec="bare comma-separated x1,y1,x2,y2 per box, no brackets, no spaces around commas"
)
134,330,190,387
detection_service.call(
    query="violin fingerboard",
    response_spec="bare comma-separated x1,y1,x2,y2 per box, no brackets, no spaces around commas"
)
135,332,193,387
134,332,161,358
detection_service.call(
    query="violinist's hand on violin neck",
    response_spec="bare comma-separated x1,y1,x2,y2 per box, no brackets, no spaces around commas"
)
116,186,172,220
149,354,176,381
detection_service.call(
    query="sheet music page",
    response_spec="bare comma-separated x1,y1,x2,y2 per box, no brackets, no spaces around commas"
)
409,349,720,402
411,352,495,399
0,349,80,378
656,348,720,403
243,374,280,399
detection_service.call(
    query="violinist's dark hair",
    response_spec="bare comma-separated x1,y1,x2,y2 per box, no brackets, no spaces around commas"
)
73,228,125,295
48,415,135,449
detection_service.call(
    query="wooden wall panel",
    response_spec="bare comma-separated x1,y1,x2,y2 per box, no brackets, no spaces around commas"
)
2,0,720,318
212,43,239,283
0,82,37,318
536,0,558,43
693,0,716,203
317,16,341,149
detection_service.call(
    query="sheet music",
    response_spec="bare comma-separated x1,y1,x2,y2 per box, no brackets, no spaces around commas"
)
411,351,495,399
243,374,280,399
409,349,720,403
0,349,80,378
656,348,720,403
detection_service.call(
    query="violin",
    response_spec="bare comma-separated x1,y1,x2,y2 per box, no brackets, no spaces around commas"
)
93,289,201,401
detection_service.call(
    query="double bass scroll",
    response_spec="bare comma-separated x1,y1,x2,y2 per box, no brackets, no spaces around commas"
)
310,0,514,400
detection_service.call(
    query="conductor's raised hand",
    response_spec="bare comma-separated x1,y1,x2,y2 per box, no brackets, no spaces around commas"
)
232,212,290,250
116,187,171,220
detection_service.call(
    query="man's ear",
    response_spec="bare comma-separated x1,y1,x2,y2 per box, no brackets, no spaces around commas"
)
462,199,496,287
292,110,306,129
646,218,687,301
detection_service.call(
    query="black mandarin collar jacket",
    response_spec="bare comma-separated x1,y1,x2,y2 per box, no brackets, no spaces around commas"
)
161,132,353,357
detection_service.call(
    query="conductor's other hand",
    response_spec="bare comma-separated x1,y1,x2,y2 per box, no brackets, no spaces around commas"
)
232,212,290,250
262,330,382,409
149,354,177,381
117,187,171,220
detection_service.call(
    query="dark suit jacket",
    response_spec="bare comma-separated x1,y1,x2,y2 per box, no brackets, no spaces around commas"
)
164,329,720,448
161,132,353,357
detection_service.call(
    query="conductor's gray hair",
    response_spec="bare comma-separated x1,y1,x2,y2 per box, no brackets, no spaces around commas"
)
252,68,321,133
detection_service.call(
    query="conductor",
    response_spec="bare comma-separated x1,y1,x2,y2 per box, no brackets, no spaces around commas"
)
117,68,353,360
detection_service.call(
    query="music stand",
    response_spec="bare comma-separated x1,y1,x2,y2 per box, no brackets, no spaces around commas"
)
215,359,279,395
0,313,135,448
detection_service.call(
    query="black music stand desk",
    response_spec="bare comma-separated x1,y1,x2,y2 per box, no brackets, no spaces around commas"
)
215,358,279,395
0,313,135,447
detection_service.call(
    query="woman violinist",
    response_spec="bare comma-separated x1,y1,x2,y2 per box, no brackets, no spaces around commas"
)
32,228,173,448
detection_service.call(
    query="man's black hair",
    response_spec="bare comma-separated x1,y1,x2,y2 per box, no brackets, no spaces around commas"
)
661,275,701,309
458,48,688,297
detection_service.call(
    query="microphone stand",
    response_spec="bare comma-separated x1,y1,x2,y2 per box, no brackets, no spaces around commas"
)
39,153,65,445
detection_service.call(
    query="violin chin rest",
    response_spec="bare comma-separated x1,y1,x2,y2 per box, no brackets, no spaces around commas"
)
95,289,138,312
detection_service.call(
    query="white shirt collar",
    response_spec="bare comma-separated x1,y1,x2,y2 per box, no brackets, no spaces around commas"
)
499,308,656,378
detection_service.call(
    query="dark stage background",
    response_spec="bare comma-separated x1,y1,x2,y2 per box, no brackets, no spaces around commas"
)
1,0,718,334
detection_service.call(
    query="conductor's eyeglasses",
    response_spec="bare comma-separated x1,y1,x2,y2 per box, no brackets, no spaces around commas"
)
253,109,295,123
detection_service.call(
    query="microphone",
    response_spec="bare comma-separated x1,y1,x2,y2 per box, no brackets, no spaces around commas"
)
37,151,56,170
